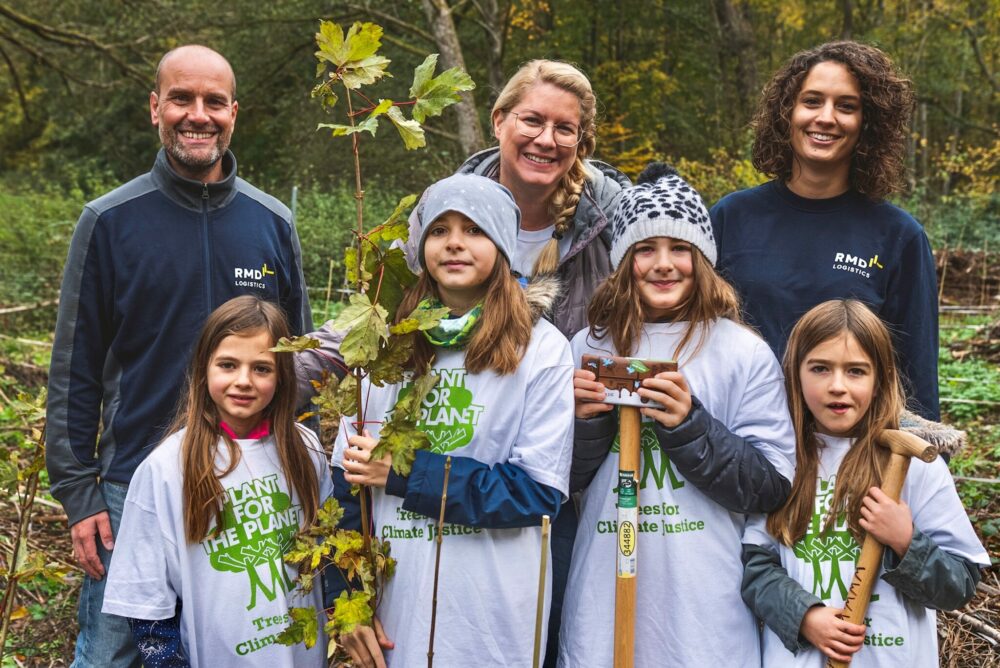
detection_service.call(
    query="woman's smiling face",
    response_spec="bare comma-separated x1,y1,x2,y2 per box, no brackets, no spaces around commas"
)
492,82,582,198
789,60,863,177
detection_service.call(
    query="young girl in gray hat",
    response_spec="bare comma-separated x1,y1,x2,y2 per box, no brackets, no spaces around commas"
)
558,164,796,667
328,173,575,667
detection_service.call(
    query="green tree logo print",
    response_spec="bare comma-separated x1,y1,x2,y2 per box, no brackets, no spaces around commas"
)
399,368,484,453
793,476,859,600
201,474,303,610
611,424,685,491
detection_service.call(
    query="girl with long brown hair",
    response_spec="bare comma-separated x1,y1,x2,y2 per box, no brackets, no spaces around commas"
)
742,299,987,666
332,174,575,667
103,295,332,666
559,164,796,667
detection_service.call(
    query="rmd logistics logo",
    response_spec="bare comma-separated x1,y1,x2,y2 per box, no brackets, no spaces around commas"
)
831,250,884,279
234,263,275,290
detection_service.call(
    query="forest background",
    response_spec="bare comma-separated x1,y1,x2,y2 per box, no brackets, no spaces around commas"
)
0,0,999,664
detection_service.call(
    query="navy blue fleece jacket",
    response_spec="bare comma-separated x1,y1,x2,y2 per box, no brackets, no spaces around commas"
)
46,149,311,525
711,181,939,420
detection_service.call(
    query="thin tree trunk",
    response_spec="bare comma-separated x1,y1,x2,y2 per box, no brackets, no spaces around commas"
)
478,0,506,101
840,0,853,39
421,0,486,155
711,0,758,129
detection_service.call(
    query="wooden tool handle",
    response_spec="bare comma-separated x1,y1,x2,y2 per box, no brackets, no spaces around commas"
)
533,515,550,668
826,451,912,668
878,429,939,462
614,406,641,668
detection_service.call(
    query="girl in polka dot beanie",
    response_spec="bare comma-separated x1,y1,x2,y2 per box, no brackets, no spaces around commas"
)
560,162,796,666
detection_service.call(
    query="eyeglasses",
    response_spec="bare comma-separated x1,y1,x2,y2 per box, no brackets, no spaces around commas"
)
509,112,583,148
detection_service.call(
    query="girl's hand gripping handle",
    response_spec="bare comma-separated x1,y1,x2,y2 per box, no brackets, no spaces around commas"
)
638,371,692,428
574,369,614,419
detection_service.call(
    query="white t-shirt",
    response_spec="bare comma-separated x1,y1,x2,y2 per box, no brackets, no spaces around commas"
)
743,434,990,667
511,224,574,277
559,319,796,668
103,425,333,667
332,317,574,667
513,225,552,277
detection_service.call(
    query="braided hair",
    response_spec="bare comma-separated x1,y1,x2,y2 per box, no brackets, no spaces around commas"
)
492,60,598,275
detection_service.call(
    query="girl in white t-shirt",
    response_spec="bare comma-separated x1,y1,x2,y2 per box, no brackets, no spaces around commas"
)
330,173,574,668
558,163,796,667
103,295,332,667
742,299,988,667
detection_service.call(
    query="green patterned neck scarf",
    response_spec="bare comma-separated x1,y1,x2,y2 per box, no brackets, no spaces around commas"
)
418,298,483,348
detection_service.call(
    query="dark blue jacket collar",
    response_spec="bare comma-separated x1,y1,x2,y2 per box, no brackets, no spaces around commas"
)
149,148,239,211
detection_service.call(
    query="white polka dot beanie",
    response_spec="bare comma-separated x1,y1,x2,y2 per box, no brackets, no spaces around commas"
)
415,173,520,269
609,162,717,269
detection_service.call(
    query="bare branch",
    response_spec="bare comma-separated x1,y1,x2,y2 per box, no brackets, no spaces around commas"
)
342,3,436,44
0,27,114,89
0,2,148,85
963,26,999,95
0,39,30,121
422,123,460,142
919,94,1000,137
244,39,315,95
381,33,429,57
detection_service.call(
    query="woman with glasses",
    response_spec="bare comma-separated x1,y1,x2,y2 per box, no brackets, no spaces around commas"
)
710,41,940,422
458,60,629,668
454,60,631,337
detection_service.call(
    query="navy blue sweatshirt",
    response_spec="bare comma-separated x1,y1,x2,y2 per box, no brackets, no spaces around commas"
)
46,150,311,525
710,181,939,420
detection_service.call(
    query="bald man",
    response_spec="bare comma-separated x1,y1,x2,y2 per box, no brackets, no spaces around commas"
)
46,45,311,666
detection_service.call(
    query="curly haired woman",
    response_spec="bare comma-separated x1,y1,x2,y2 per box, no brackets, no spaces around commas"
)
710,41,939,420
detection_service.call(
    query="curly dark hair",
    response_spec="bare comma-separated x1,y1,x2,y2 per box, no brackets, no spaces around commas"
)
751,41,915,200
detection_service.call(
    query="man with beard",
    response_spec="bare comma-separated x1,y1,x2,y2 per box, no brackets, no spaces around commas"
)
46,45,311,666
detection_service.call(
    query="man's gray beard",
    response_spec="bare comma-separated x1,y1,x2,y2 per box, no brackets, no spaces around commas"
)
159,125,227,173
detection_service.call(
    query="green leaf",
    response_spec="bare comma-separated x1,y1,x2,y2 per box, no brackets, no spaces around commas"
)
385,106,426,150
270,335,321,353
408,54,439,100
334,373,358,417
317,114,380,138
409,302,451,331
371,248,418,319
333,294,388,367
368,335,413,386
316,497,345,528
409,54,476,123
345,246,374,286
314,21,349,67
314,22,390,90
372,369,439,475
332,292,382,331
344,22,383,61
389,319,419,336
330,530,365,562
332,590,373,636
376,419,431,477
341,55,392,90
341,324,383,369
390,301,450,336
276,607,319,648
368,194,417,245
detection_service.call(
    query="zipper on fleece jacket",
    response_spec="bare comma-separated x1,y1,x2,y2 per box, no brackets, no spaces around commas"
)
201,183,214,309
